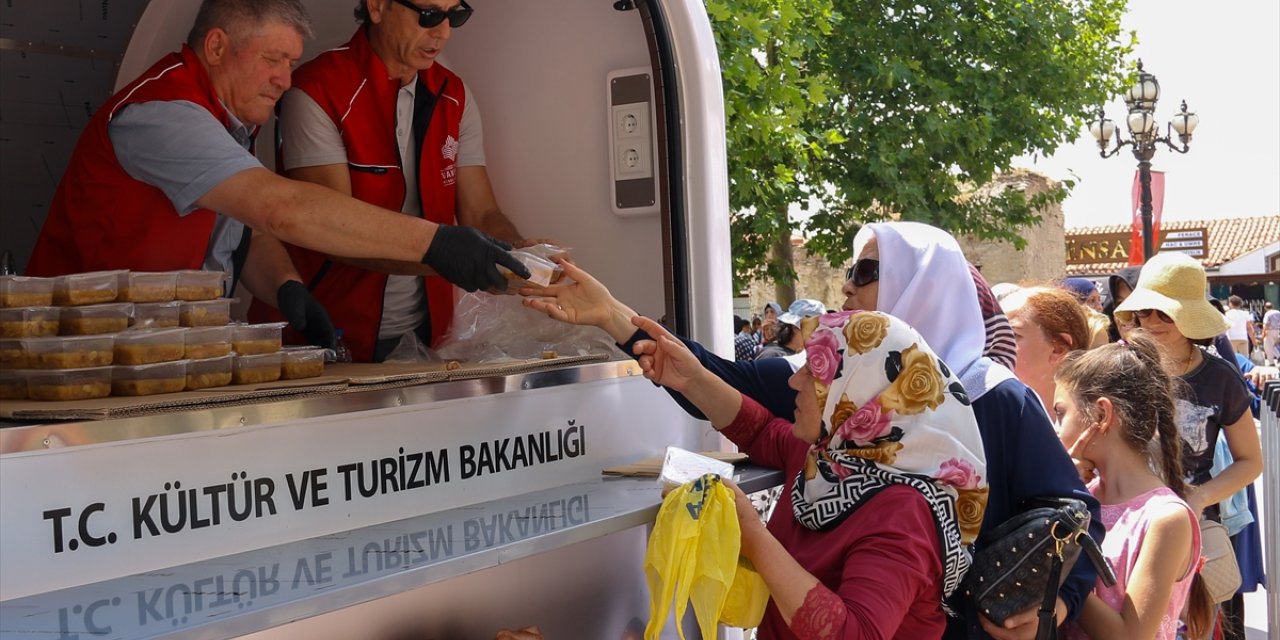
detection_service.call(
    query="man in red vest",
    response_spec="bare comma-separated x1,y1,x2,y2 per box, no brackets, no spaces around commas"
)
259,0,540,362
27,0,528,350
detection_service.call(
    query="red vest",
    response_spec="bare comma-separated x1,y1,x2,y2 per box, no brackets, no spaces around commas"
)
27,46,239,276
250,29,464,362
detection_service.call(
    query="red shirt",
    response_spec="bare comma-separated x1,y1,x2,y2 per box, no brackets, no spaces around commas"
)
721,395,946,640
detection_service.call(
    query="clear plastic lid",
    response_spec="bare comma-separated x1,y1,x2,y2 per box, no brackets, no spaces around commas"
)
0,307,60,338
117,271,178,303
53,270,126,306
22,334,115,369
0,275,56,308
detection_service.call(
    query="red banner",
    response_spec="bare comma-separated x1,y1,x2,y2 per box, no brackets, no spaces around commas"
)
1128,169,1166,265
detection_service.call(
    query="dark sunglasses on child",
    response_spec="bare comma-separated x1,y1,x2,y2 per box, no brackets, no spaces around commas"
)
1135,308,1174,324
844,258,879,287
391,0,473,28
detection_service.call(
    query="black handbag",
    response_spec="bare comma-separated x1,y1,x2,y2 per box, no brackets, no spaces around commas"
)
960,498,1116,639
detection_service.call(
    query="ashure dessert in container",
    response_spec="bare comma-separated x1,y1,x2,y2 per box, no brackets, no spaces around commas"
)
279,347,327,380
174,270,227,301
231,322,286,355
0,275,55,308
185,354,233,390
26,366,112,401
52,270,125,306
179,299,233,327
132,301,182,329
117,271,177,303
58,302,134,335
184,325,233,359
24,335,114,369
0,338,28,368
0,307,60,338
232,352,281,385
0,368,28,400
112,360,187,396
113,328,188,365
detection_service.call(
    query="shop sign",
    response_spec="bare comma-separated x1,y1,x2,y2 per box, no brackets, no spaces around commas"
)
1066,228,1208,265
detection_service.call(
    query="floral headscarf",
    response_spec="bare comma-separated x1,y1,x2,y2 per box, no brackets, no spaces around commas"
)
793,310,988,603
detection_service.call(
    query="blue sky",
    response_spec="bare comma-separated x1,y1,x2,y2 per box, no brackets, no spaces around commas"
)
1014,0,1280,228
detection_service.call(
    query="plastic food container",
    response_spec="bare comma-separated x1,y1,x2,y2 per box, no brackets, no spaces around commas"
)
23,335,114,369
231,322,285,355
0,275,55,308
175,270,227,301
52,270,126,306
58,302,134,335
26,366,112,401
112,360,187,396
185,354,233,390
132,301,182,329
0,307,60,338
279,347,327,380
0,338,28,369
113,328,188,365
231,352,281,385
179,299,233,327
0,368,27,400
117,271,177,303
184,325,233,359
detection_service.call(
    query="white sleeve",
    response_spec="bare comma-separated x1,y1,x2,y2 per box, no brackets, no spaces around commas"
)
456,83,486,167
278,88,350,170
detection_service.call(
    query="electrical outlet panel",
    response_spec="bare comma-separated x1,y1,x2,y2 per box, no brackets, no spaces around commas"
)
607,69,658,216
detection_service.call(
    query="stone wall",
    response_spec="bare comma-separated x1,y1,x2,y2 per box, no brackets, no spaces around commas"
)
956,170,1066,287
744,169,1066,314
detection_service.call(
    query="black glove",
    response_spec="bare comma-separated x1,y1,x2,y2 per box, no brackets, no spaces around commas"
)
421,225,531,292
277,280,336,349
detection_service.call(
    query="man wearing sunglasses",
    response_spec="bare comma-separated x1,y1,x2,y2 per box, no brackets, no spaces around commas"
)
260,0,538,362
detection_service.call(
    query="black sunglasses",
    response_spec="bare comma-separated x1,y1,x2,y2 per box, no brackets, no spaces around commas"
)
844,258,879,287
1135,308,1174,324
390,0,473,28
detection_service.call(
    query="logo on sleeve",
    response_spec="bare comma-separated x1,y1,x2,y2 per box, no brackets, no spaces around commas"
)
441,135,459,162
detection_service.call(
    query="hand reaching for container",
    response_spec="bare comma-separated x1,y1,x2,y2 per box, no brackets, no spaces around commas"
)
519,256,638,342
630,316,706,393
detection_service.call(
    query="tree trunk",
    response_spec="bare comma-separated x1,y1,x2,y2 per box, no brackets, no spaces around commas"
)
772,229,795,308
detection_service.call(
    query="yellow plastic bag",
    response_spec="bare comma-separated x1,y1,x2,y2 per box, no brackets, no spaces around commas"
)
720,557,769,628
644,474,769,640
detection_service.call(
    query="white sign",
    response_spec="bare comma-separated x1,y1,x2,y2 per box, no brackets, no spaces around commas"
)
0,376,705,600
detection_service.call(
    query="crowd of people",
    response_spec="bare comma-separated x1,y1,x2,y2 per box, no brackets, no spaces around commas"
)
521,222,1275,640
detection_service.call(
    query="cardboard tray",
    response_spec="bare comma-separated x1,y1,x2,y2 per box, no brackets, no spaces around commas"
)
0,354,609,421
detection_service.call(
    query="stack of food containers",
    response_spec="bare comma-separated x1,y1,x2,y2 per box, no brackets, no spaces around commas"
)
0,270,327,402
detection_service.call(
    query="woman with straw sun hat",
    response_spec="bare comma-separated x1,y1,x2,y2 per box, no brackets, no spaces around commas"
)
1112,251,1260,521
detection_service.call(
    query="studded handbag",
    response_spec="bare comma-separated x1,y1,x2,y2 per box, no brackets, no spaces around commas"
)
960,498,1116,640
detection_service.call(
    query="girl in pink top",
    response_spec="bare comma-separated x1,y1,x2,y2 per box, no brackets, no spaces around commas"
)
1054,334,1211,640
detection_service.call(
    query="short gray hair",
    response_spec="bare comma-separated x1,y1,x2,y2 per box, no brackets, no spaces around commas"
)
187,0,314,49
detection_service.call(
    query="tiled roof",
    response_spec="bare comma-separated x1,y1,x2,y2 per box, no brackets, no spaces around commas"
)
1065,213,1280,275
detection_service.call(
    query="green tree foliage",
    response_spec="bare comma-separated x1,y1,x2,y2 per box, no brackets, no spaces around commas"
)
707,0,1133,289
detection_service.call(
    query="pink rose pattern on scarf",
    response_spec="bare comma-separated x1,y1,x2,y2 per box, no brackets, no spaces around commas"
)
936,457,983,490
805,328,842,386
837,397,893,446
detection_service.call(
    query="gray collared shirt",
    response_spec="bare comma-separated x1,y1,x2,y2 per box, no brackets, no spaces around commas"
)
108,100,263,290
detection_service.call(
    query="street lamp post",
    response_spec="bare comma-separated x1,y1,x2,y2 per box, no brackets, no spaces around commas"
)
1089,61,1200,262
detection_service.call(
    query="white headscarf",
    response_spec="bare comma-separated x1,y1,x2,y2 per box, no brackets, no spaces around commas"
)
854,222,1014,400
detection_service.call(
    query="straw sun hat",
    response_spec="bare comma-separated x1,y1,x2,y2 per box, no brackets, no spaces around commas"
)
1114,252,1230,340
